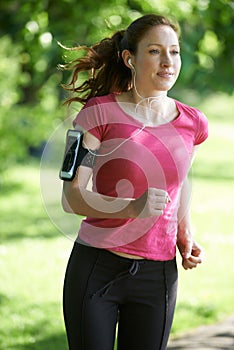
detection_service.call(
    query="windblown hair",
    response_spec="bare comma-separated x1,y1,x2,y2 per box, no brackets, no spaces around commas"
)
61,14,180,105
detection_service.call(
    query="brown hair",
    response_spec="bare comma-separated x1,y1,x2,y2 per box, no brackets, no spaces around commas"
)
61,14,180,105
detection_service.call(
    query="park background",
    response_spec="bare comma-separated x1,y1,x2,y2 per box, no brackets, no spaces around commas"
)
0,0,234,349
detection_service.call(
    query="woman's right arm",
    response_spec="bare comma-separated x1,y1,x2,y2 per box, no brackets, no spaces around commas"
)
62,166,136,218
61,131,169,219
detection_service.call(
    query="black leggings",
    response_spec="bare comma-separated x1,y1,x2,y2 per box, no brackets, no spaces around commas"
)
63,243,178,350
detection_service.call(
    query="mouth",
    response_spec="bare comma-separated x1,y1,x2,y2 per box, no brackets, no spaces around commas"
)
157,72,174,79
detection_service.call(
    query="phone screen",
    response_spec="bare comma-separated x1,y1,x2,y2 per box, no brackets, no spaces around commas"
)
61,136,78,172
60,130,82,180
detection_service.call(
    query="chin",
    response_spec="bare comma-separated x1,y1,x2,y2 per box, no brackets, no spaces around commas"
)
154,85,173,92
160,81,176,91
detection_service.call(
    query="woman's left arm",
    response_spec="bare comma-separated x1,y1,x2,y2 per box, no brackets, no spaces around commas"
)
177,146,204,270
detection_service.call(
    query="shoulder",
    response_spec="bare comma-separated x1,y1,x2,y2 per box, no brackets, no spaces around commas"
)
73,94,115,139
175,99,208,145
83,93,115,109
175,99,208,130
175,99,207,121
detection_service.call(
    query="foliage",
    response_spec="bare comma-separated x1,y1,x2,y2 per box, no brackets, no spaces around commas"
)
0,0,234,173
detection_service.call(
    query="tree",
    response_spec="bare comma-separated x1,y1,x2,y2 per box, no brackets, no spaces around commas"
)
0,0,233,173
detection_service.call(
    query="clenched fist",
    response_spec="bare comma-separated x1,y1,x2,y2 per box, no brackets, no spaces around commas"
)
131,187,170,218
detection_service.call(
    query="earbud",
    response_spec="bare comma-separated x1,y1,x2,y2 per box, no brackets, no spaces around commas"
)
128,58,135,71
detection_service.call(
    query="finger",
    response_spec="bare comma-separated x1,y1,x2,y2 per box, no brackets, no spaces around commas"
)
188,255,203,264
192,246,204,258
148,188,170,200
148,187,167,194
153,202,167,210
183,240,193,259
152,209,164,216
149,201,168,215
182,259,198,270
149,194,170,206
150,208,163,216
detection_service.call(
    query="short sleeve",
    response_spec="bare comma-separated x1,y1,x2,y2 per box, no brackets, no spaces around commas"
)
72,97,107,141
194,111,209,145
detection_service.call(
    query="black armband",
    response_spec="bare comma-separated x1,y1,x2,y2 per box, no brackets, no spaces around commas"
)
78,143,97,168
59,129,97,181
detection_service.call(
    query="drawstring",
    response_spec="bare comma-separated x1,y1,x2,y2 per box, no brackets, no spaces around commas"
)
129,260,140,275
91,260,140,298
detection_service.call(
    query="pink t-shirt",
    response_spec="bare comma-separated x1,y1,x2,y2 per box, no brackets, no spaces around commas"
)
73,93,208,260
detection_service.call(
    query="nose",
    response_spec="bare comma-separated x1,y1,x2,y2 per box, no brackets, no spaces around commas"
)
160,52,172,67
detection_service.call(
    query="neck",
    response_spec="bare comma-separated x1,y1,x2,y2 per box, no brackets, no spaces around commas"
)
130,88,167,106
117,91,175,127
128,89,171,127
131,72,168,103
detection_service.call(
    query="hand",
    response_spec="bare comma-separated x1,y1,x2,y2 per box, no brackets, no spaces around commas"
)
132,187,170,218
177,230,204,270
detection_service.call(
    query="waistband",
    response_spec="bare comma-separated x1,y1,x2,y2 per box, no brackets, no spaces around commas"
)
76,243,176,298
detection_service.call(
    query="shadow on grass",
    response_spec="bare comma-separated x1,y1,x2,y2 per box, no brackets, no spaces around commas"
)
0,181,24,195
0,214,63,243
0,293,10,305
1,173,81,243
0,216,79,243
0,227,62,242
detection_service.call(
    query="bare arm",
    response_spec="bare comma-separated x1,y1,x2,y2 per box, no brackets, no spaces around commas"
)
62,167,136,218
177,146,204,269
61,130,169,219
61,130,134,218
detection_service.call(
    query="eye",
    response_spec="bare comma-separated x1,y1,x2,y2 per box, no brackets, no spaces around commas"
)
149,49,160,55
171,50,180,55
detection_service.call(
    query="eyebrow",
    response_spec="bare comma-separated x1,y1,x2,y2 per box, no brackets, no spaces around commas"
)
147,43,179,47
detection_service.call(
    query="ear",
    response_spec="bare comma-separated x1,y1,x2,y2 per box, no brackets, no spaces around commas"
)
122,49,134,69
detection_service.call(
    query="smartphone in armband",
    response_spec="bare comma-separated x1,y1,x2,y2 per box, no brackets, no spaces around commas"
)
59,129,83,181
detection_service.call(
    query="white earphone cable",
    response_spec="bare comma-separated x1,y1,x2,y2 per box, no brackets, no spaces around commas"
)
83,124,146,157
82,64,165,157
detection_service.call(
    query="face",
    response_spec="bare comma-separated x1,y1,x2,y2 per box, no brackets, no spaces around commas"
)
131,25,181,94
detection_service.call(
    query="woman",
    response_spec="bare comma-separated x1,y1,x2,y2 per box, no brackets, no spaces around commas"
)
61,14,208,350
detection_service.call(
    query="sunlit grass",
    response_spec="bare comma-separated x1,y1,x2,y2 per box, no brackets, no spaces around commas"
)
0,237,70,350
172,118,234,335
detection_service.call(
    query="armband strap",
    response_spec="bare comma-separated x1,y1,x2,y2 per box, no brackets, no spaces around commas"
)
77,142,97,168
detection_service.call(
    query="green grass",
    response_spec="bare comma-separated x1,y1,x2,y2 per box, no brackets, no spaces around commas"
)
0,114,234,349
0,239,69,350
172,119,234,334
0,165,70,350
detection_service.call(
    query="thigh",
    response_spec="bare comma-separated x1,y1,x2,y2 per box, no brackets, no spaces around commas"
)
117,259,178,350
82,297,118,350
63,243,118,350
